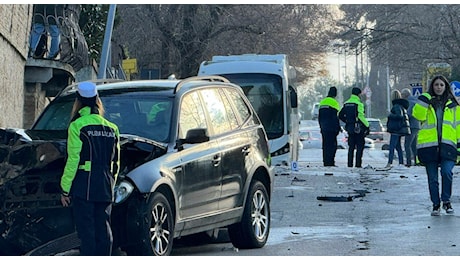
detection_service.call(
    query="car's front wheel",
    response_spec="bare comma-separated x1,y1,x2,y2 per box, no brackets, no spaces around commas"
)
228,180,270,249
129,192,174,256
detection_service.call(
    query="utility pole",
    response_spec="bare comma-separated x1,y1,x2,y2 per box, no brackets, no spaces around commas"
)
386,64,391,113
361,44,364,89
385,6,391,113
344,48,347,86
337,47,342,104
355,49,359,87
98,4,117,79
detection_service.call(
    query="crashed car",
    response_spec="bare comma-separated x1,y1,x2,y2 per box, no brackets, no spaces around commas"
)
0,76,273,256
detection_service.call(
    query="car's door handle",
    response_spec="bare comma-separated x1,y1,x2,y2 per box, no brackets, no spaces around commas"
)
213,154,221,167
242,145,250,156
172,167,182,174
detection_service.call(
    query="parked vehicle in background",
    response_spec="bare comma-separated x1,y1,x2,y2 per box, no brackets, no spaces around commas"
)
0,76,273,256
198,54,299,167
337,130,349,149
301,119,319,128
366,118,386,141
311,102,320,120
364,136,376,149
299,126,348,149
299,128,322,149
300,126,374,150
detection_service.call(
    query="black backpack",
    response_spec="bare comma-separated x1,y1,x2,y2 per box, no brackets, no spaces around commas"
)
339,103,360,133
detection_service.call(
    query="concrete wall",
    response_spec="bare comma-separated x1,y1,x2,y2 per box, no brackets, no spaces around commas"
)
0,4,33,128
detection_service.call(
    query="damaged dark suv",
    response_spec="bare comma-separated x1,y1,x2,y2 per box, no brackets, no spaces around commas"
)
0,76,273,256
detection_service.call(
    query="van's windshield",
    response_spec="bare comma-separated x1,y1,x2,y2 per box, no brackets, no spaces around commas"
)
220,73,284,140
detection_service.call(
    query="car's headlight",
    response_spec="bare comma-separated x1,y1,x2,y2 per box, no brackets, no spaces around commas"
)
114,180,134,204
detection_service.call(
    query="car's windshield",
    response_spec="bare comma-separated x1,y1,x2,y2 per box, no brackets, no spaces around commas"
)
33,92,173,143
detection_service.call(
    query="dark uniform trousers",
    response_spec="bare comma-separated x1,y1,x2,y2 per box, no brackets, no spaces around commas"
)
347,131,366,168
73,197,113,256
321,130,338,166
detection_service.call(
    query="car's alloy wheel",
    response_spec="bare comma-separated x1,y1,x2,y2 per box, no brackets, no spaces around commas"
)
252,189,269,241
228,180,270,249
144,192,174,256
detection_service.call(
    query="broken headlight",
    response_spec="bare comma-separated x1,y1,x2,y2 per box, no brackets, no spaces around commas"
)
114,180,134,204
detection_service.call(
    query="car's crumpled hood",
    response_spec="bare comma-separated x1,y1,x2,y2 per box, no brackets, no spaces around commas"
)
0,127,167,255
0,128,168,183
0,128,67,184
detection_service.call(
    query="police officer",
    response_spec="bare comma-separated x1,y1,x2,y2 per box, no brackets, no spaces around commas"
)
339,87,369,168
413,75,460,216
318,86,341,167
60,81,120,255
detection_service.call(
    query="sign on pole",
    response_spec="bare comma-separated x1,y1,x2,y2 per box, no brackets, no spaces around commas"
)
451,81,460,97
410,83,423,97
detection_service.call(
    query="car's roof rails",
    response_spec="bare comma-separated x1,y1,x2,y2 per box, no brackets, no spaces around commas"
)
56,78,125,97
174,76,230,94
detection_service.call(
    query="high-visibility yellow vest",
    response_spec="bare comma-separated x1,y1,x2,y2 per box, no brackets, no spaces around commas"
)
412,93,460,163
319,97,340,111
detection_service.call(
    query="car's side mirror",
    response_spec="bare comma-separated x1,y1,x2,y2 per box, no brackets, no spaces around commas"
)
185,128,209,143
176,128,210,151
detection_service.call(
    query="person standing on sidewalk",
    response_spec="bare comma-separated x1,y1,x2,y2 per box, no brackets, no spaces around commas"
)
339,87,370,168
385,89,411,169
60,81,120,255
413,75,460,216
318,86,341,167
401,88,421,167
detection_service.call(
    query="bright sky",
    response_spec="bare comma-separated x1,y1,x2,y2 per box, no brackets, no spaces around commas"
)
327,52,357,82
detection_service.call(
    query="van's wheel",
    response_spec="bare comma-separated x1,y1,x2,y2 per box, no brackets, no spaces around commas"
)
129,192,174,256
228,180,270,249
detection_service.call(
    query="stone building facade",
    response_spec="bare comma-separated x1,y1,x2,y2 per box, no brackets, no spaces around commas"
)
0,4,33,128
0,4,95,129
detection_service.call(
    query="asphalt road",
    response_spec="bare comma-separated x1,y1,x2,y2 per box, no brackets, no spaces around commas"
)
172,144,460,256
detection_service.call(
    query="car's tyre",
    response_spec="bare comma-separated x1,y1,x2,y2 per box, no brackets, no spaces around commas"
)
228,180,270,249
129,192,174,256
382,143,389,150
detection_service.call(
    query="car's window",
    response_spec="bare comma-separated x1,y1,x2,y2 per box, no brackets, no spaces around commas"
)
200,88,232,136
100,96,172,142
225,88,254,126
146,101,170,123
179,91,207,139
219,89,239,130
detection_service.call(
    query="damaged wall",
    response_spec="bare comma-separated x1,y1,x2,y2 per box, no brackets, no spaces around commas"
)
0,5,33,128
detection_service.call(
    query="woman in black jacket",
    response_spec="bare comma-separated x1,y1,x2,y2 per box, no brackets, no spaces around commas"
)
385,89,411,169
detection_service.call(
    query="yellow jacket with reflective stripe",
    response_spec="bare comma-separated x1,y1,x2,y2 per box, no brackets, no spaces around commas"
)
318,97,341,133
412,94,460,163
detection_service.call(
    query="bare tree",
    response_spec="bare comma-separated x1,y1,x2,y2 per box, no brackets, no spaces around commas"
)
338,4,460,118
112,4,341,81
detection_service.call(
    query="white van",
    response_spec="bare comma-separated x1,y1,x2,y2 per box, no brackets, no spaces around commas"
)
198,54,298,166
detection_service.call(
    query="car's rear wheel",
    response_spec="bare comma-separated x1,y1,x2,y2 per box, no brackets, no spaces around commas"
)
228,180,270,249
129,192,174,256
